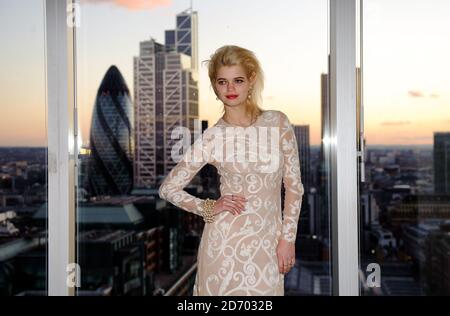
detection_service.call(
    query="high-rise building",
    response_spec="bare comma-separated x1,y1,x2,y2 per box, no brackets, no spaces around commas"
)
134,9,199,189
165,8,199,74
294,125,312,235
88,65,134,196
294,125,311,191
133,39,165,188
433,132,450,194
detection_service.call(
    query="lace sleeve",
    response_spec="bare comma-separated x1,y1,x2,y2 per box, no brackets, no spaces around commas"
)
158,128,214,216
279,111,305,243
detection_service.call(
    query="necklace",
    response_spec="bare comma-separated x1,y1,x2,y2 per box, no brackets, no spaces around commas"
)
222,114,258,128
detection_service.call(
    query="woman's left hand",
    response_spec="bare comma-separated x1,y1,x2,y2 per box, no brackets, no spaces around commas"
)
276,238,296,274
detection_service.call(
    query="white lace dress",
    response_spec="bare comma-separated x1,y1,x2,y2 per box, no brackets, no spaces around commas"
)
158,110,304,296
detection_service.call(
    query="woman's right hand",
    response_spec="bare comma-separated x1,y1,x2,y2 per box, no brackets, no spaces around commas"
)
213,194,247,216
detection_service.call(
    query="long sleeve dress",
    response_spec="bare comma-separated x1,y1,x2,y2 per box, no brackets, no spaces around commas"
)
158,110,304,296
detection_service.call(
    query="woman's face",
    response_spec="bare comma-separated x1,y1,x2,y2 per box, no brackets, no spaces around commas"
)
214,65,255,107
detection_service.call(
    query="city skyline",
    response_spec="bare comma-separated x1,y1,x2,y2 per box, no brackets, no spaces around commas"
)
1,0,449,147
1,0,449,297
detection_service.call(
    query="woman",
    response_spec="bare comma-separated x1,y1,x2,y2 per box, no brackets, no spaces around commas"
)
158,45,304,296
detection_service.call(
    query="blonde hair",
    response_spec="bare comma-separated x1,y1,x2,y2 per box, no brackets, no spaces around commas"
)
202,45,265,119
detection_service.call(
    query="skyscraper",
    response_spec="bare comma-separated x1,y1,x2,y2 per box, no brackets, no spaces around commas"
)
133,39,165,188
294,125,312,235
134,8,199,189
88,65,135,196
165,8,199,74
433,132,450,194
294,125,311,192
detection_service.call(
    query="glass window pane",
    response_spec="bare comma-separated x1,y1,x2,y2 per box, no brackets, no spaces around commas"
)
76,0,332,296
359,0,450,296
0,0,47,296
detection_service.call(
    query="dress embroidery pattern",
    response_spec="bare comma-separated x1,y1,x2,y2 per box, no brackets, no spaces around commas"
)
158,110,304,296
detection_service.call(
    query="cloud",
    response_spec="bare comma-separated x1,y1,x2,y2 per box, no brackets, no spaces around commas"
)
408,90,424,98
408,90,440,99
380,121,411,126
82,0,172,10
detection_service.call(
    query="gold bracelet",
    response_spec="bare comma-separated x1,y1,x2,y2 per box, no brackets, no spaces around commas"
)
200,198,216,223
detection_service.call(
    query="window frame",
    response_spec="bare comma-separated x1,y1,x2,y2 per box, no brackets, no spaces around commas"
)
45,0,360,296
46,0,76,296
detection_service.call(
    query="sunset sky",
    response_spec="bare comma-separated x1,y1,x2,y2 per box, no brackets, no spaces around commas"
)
0,0,449,147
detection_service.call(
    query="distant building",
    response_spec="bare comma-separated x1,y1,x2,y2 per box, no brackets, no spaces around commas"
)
402,220,441,268
165,9,199,73
424,220,450,295
387,194,450,229
434,132,450,194
78,229,143,295
134,9,199,189
88,66,135,196
294,125,311,191
293,124,312,235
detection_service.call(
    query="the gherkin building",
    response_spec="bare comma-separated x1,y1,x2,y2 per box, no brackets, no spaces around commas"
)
87,65,134,196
